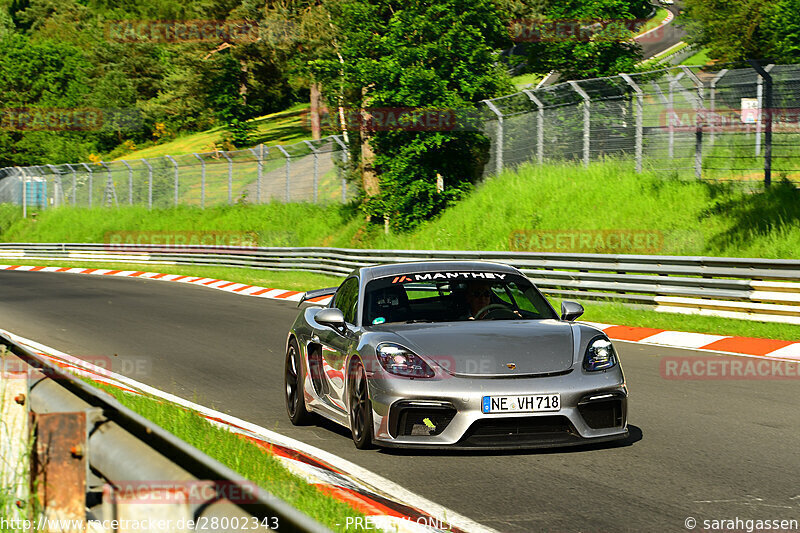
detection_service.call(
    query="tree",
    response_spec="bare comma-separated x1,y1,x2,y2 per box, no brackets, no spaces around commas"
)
680,0,779,63
766,0,800,62
520,0,648,79
325,0,512,230
680,0,800,63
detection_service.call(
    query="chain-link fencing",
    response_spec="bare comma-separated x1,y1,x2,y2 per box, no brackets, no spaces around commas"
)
0,135,351,210
481,63,800,185
2,64,798,213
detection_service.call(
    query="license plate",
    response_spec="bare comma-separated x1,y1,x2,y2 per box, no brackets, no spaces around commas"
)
481,394,560,414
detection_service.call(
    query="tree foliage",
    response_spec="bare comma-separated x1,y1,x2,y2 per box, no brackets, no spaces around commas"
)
681,0,800,63
322,0,512,230
520,0,648,79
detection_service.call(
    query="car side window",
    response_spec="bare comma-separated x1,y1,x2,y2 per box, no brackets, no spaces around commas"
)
333,277,359,325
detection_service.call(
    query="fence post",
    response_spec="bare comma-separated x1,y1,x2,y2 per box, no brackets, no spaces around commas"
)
754,63,775,157
221,152,233,205
80,163,93,208
332,135,348,203
569,81,591,168
666,72,685,160
17,168,27,218
749,61,774,188
620,73,644,173
99,162,118,207
522,90,544,164
681,67,706,180
120,160,133,205
276,145,291,203
165,155,179,207
482,99,504,175
46,164,60,208
248,145,265,204
193,154,206,208
304,141,319,203
65,164,77,206
141,159,153,209
710,69,729,144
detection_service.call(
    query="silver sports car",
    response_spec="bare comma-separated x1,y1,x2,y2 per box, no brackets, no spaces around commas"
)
285,261,628,449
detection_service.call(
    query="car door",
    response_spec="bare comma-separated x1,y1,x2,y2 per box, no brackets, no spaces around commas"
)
316,276,360,412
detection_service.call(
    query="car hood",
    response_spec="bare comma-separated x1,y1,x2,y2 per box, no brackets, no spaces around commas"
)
384,320,575,377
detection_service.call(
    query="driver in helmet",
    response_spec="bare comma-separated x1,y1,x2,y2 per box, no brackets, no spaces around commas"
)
464,282,494,319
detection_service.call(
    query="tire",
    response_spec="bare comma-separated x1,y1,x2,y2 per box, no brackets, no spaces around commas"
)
285,338,312,425
348,359,374,449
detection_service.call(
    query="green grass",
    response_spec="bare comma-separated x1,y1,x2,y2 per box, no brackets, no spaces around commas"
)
548,298,800,342
511,72,543,88
92,385,366,532
639,41,689,68
636,7,670,35
683,47,712,66
114,104,314,160
2,159,799,257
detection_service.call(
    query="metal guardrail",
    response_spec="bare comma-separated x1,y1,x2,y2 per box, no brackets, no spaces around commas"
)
0,332,328,532
1,243,799,324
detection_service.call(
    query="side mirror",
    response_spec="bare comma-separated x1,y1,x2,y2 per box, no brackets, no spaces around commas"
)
315,308,346,332
560,301,584,322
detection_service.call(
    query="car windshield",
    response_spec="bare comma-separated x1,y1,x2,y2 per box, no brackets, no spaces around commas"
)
363,272,557,325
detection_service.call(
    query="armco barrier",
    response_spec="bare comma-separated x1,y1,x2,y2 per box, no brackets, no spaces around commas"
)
0,332,329,533
0,243,799,325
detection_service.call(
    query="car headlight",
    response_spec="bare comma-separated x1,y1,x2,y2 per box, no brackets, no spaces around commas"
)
376,343,435,378
584,336,617,372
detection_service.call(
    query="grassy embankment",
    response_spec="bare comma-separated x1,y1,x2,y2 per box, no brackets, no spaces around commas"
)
112,104,314,160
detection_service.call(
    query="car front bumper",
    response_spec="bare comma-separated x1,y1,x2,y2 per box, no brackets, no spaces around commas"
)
366,367,628,449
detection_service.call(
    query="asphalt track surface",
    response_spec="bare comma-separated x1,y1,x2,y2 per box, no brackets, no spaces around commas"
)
637,2,686,59
2,271,798,532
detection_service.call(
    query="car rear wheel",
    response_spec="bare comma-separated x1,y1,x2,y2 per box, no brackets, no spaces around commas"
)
285,338,312,425
348,359,374,449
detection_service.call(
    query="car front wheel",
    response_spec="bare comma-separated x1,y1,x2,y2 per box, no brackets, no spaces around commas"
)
348,359,374,449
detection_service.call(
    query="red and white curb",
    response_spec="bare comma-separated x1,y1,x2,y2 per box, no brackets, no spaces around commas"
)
2,330,493,533
635,7,674,43
0,264,312,302
582,322,800,362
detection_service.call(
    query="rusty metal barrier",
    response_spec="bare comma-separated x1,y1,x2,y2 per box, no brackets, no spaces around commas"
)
0,335,328,533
